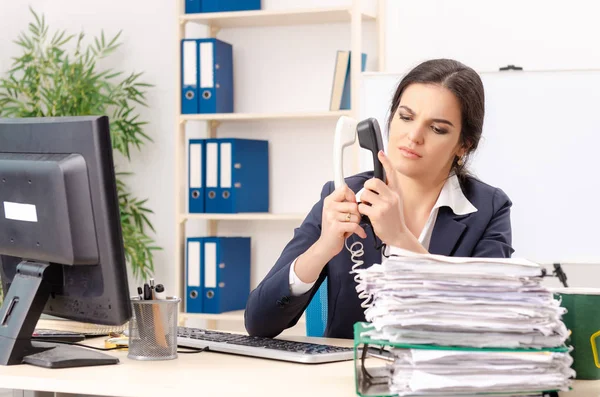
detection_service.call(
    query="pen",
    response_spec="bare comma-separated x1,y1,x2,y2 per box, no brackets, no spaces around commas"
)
143,283,152,300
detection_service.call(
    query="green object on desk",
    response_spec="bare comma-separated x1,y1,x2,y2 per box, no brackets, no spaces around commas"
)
556,288,600,380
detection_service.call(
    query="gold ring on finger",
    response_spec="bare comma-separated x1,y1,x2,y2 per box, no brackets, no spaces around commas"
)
345,212,352,222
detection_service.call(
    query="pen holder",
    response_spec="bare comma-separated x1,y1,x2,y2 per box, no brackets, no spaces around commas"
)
128,296,180,361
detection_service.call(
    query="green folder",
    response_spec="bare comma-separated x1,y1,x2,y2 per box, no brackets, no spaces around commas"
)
352,322,571,397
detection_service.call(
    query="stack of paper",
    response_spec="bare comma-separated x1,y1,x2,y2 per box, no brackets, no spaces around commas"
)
387,349,573,396
353,249,575,396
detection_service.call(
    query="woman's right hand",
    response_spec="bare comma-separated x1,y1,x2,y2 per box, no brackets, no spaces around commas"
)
292,184,367,285
316,184,367,259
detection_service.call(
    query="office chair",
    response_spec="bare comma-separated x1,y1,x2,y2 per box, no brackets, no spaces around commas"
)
305,277,328,337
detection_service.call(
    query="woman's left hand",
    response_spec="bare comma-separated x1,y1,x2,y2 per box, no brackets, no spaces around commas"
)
358,151,408,246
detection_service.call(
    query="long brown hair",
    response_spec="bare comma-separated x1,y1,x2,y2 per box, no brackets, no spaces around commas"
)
386,59,485,184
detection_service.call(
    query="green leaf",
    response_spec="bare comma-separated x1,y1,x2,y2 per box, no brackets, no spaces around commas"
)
0,8,158,282
107,30,122,49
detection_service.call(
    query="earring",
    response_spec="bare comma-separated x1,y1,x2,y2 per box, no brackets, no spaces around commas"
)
457,156,464,166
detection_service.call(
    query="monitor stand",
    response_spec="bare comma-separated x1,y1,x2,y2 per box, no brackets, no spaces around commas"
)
0,261,119,368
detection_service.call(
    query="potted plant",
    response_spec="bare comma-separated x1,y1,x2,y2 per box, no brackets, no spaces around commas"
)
0,7,160,287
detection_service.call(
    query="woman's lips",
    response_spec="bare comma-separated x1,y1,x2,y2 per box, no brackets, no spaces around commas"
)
399,146,422,159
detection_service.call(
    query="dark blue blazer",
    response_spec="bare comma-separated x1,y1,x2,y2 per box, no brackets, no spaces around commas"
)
244,171,514,339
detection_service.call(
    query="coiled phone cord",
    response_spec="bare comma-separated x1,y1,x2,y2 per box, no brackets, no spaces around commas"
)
345,237,373,309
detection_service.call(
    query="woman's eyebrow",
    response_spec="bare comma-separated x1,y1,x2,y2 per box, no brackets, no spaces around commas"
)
400,106,455,127
398,105,415,115
431,118,455,127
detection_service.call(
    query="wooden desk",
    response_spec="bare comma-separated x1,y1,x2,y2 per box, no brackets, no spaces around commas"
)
0,336,596,397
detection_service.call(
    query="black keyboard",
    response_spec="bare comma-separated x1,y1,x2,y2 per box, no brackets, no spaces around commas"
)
176,327,354,364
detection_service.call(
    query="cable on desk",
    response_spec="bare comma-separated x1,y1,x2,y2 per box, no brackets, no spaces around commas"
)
40,339,210,354
177,346,210,354
38,339,123,351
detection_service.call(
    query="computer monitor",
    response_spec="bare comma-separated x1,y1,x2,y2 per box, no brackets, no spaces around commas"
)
0,115,132,368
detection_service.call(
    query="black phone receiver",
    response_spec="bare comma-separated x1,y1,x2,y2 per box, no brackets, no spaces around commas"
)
357,118,386,182
357,118,386,230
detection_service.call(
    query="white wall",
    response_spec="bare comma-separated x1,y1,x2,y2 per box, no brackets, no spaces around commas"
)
0,0,377,334
385,0,600,74
0,0,598,333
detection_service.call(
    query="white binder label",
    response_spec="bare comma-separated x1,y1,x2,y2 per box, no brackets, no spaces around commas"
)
220,143,232,188
183,40,197,86
206,142,218,188
204,242,217,288
200,42,214,88
187,241,200,287
190,143,202,188
3,202,37,223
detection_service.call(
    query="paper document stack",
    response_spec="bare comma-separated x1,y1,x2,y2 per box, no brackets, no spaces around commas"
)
353,249,574,397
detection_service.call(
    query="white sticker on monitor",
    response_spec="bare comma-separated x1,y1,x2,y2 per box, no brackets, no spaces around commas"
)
3,202,38,222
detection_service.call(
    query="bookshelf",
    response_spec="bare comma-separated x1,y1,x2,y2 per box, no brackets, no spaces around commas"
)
179,110,352,123
182,213,306,222
180,6,377,29
174,1,386,332
181,309,306,332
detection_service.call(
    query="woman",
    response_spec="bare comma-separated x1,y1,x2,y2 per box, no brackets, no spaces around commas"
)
245,58,514,339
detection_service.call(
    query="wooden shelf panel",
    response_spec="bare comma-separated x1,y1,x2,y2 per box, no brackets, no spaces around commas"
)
183,213,306,221
180,110,351,123
180,7,377,28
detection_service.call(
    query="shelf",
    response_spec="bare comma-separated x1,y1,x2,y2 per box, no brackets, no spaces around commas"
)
180,7,377,29
182,213,306,222
180,110,351,123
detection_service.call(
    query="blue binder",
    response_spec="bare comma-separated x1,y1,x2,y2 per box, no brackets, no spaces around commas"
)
201,237,251,314
181,39,200,114
204,138,269,214
197,38,233,114
185,237,204,313
200,0,261,13
340,52,367,110
188,139,205,213
180,38,233,114
185,0,201,13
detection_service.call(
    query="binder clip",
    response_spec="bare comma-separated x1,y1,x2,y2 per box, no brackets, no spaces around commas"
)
541,263,569,287
553,263,568,287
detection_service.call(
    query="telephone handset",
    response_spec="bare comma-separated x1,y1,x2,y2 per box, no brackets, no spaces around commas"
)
333,116,359,190
333,116,386,226
332,116,385,310
357,118,386,184
333,116,386,188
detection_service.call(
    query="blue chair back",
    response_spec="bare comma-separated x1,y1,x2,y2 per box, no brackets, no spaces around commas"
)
305,277,328,337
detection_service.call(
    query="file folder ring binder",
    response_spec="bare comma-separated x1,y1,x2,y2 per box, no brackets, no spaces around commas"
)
188,139,205,213
202,237,250,314
199,0,261,13
204,138,268,214
184,0,201,14
198,38,233,114
185,237,251,314
180,38,233,114
185,238,203,313
352,322,570,397
181,39,200,115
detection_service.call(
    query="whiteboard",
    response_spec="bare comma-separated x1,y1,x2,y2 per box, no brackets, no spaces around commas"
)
359,70,600,264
